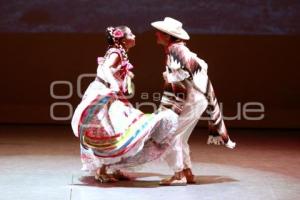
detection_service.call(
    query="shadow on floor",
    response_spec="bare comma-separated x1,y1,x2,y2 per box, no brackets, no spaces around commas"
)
72,172,238,188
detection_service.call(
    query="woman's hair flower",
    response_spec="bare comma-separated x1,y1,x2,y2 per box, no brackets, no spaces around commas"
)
113,29,124,38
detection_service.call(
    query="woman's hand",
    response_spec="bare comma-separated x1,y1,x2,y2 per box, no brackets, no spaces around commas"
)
128,71,134,79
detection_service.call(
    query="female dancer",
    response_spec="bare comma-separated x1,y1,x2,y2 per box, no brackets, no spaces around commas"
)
71,26,178,183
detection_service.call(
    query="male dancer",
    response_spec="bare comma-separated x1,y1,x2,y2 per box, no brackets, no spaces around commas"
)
151,17,236,186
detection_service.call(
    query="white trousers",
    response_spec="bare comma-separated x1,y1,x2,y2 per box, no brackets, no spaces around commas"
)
164,89,208,172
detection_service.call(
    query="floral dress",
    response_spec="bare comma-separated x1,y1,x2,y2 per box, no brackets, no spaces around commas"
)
71,47,178,171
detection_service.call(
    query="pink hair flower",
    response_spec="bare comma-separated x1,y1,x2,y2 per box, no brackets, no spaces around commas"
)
113,29,124,38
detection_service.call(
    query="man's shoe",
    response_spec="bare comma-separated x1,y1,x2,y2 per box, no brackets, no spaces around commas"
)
183,168,196,184
159,171,187,186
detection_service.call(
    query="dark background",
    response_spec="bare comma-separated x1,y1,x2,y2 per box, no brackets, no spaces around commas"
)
0,0,299,128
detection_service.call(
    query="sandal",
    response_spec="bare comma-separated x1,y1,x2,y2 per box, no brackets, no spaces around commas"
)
183,168,196,184
95,167,118,183
113,170,133,181
159,171,187,186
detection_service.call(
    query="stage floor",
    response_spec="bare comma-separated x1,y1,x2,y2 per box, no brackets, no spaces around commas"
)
0,125,299,200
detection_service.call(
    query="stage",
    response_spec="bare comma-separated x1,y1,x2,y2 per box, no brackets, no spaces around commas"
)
0,125,299,200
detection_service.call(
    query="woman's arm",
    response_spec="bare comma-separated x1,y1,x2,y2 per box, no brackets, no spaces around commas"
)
101,53,121,92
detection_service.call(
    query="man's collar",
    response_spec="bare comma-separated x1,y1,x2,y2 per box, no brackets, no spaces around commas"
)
165,41,186,53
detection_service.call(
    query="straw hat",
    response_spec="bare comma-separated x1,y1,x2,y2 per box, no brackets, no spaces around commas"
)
151,17,190,40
